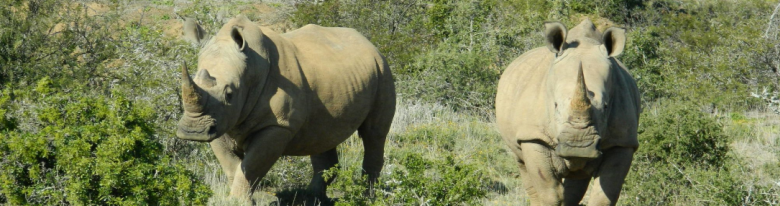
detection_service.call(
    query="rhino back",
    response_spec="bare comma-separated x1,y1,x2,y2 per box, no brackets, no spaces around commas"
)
277,25,390,155
496,47,556,143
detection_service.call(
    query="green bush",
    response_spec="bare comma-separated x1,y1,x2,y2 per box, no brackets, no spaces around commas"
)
291,0,431,76
0,1,218,204
622,158,778,205
400,0,503,112
0,0,120,87
0,79,211,205
0,88,15,131
325,153,488,206
621,100,779,205
621,0,776,108
622,26,666,102
636,100,729,168
566,0,645,24
401,46,501,112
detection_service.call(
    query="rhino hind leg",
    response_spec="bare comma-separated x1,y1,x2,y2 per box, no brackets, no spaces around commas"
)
587,147,634,206
357,114,392,193
308,148,339,201
358,127,388,188
357,67,394,196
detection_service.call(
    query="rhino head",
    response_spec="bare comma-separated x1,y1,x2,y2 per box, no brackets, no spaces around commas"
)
542,20,626,159
176,16,270,142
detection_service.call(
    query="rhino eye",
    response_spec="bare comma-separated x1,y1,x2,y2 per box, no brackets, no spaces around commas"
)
554,102,558,108
224,86,233,102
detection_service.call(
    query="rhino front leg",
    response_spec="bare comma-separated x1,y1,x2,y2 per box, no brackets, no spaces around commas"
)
587,147,634,206
308,148,339,201
563,177,590,205
520,142,565,206
210,135,241,188
230,126,292,198
230,165,251,201
517,159,540,204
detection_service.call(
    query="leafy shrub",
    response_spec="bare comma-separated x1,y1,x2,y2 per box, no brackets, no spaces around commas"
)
401,46,501,113
636,100,729,168
0,88,15,131
0,0,120,87
621,100,779,205
622,158,779,205
291,0,431,76
325,153,488,206
622,26,666,102
0,79,211,205
566,0,645,24
622,0,776,109
399,0,503,112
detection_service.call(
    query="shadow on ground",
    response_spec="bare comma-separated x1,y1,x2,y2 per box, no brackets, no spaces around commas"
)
267,188,335,206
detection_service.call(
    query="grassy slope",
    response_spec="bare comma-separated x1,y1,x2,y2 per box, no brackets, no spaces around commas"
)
1,0,778,205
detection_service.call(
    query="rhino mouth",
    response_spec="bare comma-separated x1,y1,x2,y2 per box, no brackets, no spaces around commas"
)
176,121,219,142
555,126,601,159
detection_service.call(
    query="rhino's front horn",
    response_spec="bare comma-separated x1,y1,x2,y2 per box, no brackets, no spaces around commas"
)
569,64,592,122
181,62,205,113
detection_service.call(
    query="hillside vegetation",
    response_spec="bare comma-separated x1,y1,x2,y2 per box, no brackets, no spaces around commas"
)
1,0,778,205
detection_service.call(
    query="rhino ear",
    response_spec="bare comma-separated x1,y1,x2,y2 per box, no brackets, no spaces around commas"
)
544,21,567,54
602,27,626,57
231,26,246,51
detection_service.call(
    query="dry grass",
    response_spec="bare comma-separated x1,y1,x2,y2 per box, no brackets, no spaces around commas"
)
729,110,780,189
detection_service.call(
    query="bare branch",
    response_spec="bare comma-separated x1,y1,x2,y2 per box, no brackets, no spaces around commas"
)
765,2,780,39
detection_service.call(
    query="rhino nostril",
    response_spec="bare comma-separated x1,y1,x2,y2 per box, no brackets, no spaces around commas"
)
208,125,217,135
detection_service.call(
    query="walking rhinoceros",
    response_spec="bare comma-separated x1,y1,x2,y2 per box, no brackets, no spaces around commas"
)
176,15,396,202
495,19,640,205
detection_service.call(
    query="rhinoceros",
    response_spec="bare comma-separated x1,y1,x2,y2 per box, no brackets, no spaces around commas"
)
176,15,396,201
495,19,640,205
176,13,206,44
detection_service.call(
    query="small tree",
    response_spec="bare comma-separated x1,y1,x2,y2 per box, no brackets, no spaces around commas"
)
0,79,212,205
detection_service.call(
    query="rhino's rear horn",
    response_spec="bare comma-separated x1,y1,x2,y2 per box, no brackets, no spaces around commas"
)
181,62,205,113
197,69,217,88
569,64,592,122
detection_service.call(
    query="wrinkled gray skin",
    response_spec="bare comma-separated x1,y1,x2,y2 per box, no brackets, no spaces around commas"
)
175,15,395,202
496,19,640,206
